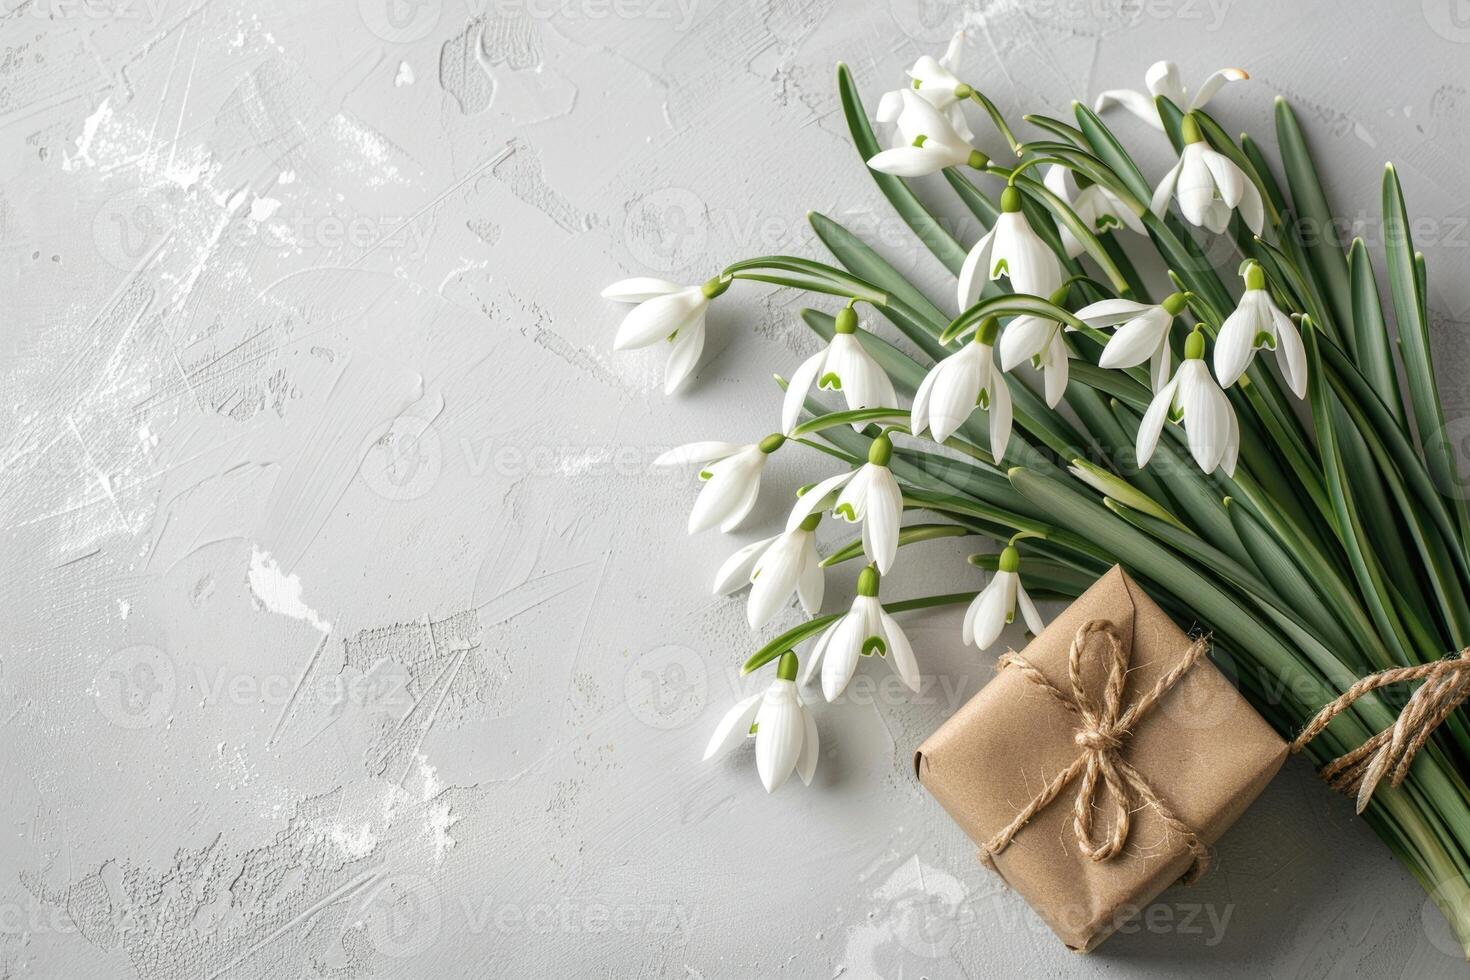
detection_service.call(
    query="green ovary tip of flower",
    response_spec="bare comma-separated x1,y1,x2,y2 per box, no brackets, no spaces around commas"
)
1244,262,1267,291
861,636,887,657
998,545,1020,573
776,650,799,681
834,307,859,335
967,149,989,169
701,276,731,299
758,433,786,454
857,563,880,597
1162,291,1190,316
1181,113,1203,145
1000,186,1022,213
1184,329,1206,361
976,316,1000,345
868,434,893,466
954,82,972,99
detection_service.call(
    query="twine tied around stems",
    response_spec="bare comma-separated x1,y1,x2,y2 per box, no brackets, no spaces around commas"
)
1290,653,1470,814
979,620,1214,883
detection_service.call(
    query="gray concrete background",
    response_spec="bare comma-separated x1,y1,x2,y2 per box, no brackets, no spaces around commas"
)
4,0,1470,976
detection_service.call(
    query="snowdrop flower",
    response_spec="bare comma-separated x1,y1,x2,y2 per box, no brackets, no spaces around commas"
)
787,434,902,573
912,317,1012,456
1214,263,1307,397
998,309,1070,408
963,545,1045,650
656,434,785,534
1074,291,1190,391
782,307,897,435
713,514,824,629
959,186,1063,310
1094,60,1248,131
868,89,987,178
1137,330,1240,476
603,276,729,393
1151,115,1264,235
877,31,973,142
703,652,818,793
1044,165,1144,258
802,565,919,702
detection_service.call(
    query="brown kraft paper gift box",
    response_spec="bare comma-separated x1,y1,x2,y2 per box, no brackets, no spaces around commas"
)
914,566,1287,952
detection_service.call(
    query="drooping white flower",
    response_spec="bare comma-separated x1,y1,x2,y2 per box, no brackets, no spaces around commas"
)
1094,60,1248,131
603,277,727,394
958,186,1064,309
713,515,825,629
1044,165,1145,257
963,545,1045,651
782,307,897,435
1074,292,1189,391
868,89,985,178
912,316,1012,456
998,313,1070,408
1151,115,1264,235
703,652,818,793
877,31,973,142
1214,263,1307,397
786,434,902,574
656,434,785,534
802,565,919,702
1136,330,1240,476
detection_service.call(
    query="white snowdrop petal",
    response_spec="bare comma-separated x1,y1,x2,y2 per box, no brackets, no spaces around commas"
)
703,692,764,761
602,277,683,302
713,536,777,594
782,349,827,435
795,705,819,786
880,610,921,693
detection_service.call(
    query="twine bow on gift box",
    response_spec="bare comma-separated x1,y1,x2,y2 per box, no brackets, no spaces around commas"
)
979,619,1215,883
1291,653,1470,813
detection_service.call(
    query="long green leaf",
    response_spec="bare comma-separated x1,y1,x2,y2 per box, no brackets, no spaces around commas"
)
837,63,967,273
1275,98,1354,336
1384,164,1470,539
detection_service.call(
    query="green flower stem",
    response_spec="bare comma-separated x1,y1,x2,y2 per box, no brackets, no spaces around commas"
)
959,86,1021,156
820,523,973,568
740,591,979,674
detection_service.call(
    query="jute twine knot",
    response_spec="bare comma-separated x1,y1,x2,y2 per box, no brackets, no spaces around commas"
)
979,620,1213,883
1291,652,1470,813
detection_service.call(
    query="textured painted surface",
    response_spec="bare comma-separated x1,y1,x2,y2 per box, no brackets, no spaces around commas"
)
4,0,1470,976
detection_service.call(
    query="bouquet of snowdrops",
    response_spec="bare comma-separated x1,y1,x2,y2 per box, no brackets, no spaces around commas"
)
603,38,1470,953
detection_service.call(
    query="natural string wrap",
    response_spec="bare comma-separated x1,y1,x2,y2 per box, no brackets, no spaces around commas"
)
979,619,1214,883
1290,652,1470,813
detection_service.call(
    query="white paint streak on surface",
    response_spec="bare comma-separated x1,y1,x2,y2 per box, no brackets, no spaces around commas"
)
247,544,333,633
